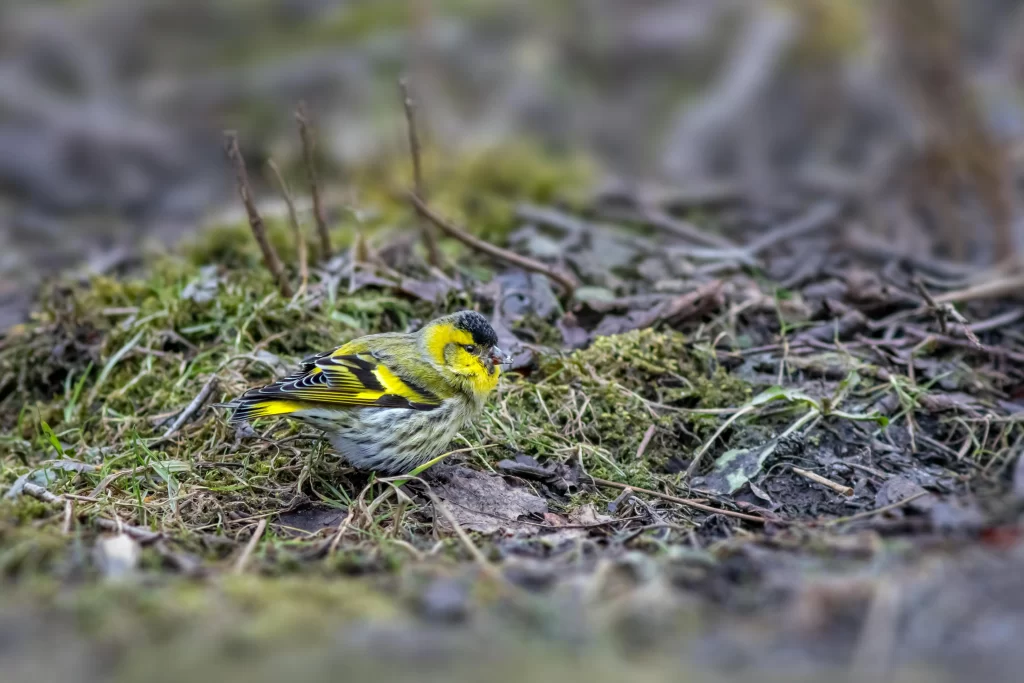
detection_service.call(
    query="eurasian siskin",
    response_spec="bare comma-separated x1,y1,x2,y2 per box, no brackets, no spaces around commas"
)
228,310,507,473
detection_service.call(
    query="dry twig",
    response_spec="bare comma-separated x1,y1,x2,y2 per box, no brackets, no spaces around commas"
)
62,499,75,534
912,276,948,333
21,484,164,543
914,275,981,346
933,273,1024,305
587,476,767,524
635,425,657,460
792,467,854,497
825,491,929,526
93,518,162,544
266,159,309,293
399,78,441,267
22,481,62,504
744,201,840,256
295,102,332,259
224,132,294,297
406,192,578,295
154,376,218,445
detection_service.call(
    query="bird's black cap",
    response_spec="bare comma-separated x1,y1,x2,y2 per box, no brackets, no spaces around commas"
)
453,310,498,347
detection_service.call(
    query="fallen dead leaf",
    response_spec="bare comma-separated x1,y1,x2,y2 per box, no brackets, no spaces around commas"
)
497,454,580,494
592,280,723,336
397,276,454,303
556,312,590,348
495,269,560,321
429,466,547,534
874,477,936,512
180,265,223,303
568,503,613,526
277,504,346,536
489,313,534,372
542,512,569,527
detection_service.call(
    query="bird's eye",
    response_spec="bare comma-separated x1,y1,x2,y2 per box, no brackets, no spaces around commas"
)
463,344,475,353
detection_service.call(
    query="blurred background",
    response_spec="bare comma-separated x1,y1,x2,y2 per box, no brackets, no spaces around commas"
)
4,3,1024,682
2,0,1024,331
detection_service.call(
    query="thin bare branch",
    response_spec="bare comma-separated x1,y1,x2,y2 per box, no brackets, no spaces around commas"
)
399,77,441,267
266,159,309,293
406,192,578,296
295,102,332,259
223,132,294,298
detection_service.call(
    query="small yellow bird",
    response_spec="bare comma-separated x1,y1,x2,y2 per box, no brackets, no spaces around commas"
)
228,311,507,473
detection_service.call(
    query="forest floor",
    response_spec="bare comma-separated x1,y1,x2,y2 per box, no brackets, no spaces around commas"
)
3,138,1024,683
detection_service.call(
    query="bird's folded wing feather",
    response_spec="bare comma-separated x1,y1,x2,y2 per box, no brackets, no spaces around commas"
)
229,347,441,422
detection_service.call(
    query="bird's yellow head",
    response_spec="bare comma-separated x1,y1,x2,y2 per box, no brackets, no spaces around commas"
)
419,311,507,396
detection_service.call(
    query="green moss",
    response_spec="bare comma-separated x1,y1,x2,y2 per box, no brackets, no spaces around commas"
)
40,574,398,652
182,213,362,270
780,0,867,65
478,329,752,487
2,498,53,523
208,0,499,71
0,138,653,595
220,575,399,636
353,140,595,248
0,509,70,578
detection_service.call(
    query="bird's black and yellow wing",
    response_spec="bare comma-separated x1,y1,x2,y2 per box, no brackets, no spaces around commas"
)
229,344,442,423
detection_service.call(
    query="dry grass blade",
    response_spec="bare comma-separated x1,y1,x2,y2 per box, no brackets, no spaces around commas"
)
223,132,294,297
406,192,577,296
366,446,479,517
295,102,332,259
683,402,757,480
400,474,503,580
329,480,375,554
234,518,267,574
399,77,441,267
266,159,309,293
429,495,493,569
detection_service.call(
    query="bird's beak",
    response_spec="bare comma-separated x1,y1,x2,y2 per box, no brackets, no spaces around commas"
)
490,347,511,365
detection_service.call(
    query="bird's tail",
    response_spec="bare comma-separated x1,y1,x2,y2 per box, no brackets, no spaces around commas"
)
222,393,304,423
